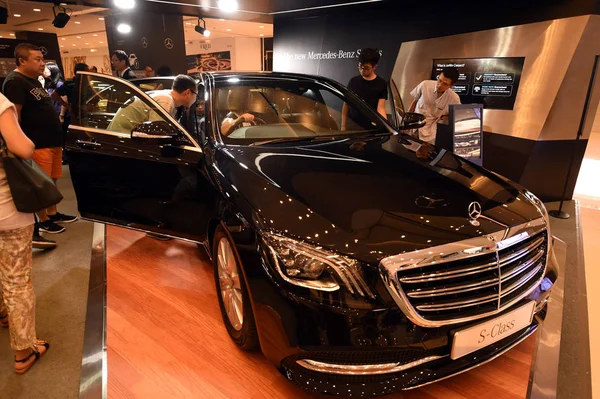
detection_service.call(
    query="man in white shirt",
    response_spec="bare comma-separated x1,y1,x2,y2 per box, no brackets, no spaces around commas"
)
107,74,197,133
111,50,137,80
409,67,461,144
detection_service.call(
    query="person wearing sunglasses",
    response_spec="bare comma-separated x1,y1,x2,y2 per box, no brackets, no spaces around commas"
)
341,48,388,131
408,67,461,144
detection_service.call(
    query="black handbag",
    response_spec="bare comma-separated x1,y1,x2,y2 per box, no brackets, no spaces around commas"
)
0,137,63,213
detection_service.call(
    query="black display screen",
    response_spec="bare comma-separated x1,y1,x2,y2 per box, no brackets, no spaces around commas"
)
431,57,525,110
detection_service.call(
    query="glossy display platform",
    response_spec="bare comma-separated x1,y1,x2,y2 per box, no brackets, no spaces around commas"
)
105,225,537,398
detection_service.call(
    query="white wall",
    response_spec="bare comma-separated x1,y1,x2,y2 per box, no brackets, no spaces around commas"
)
233,37,261,72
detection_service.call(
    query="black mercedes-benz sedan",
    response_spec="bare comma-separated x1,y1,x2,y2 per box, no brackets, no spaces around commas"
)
66,71,560,396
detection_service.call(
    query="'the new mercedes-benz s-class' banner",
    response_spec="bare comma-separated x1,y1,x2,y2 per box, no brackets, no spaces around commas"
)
431,57,526,110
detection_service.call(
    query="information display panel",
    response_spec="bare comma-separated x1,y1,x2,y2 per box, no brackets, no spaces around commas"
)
450,104,483,166
432,57,525,110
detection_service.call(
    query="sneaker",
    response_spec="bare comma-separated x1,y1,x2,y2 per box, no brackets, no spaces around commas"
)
32,233,57,249
48,212,79,224
38,220,66,234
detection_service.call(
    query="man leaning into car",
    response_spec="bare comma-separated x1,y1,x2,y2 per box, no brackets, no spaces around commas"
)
409,67,461,144
107,74,197,133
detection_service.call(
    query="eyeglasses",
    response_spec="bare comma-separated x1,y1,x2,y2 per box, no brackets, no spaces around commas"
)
358,64,373,71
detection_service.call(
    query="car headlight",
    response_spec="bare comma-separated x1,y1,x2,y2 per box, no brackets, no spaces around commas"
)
262,232,375,299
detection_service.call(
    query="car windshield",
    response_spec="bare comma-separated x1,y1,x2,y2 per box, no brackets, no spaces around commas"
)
215,79,389,145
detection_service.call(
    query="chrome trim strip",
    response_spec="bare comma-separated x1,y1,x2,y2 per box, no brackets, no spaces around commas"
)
407,277,498,298
80,217,203,245
501,264,543,298
500,251,544,282
499,236,545,266
379,217,549,327
70,125,129,138
416,293,498,311
406,322,538,390
68,125,203,154
399,260,498,284
79,223,107,399
295,354,446,376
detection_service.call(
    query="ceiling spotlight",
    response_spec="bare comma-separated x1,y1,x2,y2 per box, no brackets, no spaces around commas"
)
14,14,21,17
117,23,131,34
195,18,210,37
218,0,238,12
98,17,104,20
52,5,72,28
114,0,135,10
74,21,81,24
33,8,41,12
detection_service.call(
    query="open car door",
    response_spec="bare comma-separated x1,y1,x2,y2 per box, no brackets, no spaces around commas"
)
65,72,212,241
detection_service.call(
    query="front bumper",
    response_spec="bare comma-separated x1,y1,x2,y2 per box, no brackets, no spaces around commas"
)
280,308,544,396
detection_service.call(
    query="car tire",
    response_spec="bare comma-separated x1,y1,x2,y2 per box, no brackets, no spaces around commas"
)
212,226,259,351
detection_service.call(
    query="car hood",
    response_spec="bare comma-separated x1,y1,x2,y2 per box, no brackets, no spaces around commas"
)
216,135,544,264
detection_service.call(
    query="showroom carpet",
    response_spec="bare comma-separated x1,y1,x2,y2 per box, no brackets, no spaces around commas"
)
0,167,93,399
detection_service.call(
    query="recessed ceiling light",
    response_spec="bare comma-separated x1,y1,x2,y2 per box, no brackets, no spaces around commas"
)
99,41,104,43
117,23,132,34
72,44,76,46
9,33,14,36
93,34,98,36
14,14,21,17
76,36,81,38
186,22,191,25
75,21,81,24
259,25,264,28
33,8,41,12
38,28,43,31
259,34,264,37
226,28,231,31
98,17,105,21
60,45,64,47
218,0,238,12
0,36,3,38
219,19,225,21
61,38,66,40
90,49,97,52
113,0,135,10
85,42,89,45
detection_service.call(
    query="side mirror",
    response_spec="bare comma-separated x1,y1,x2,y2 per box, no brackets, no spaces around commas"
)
400,112,426,130
131,120,179,140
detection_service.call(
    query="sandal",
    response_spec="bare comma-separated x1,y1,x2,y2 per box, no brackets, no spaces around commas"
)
0,313,7,328
15,339,50,374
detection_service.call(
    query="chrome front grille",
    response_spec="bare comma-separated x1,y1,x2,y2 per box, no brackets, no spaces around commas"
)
379,218,548,327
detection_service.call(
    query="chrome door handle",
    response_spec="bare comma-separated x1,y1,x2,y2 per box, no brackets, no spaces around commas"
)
75,140,102,150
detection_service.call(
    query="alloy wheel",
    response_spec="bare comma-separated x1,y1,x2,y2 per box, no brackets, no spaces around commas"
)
217,237,244,331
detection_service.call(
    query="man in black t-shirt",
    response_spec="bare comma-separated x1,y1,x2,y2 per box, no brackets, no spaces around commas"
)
341,48,388,130
2,43,78,244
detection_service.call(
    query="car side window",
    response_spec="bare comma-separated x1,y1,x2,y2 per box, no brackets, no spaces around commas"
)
79,74,178,135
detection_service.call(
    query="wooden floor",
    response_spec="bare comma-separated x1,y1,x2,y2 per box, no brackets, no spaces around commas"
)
106,225,537,398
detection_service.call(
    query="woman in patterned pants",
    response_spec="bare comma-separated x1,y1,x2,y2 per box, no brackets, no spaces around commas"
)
0,92,49,374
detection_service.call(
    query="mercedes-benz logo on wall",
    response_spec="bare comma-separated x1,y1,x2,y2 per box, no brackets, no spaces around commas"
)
39,46,48,55
141,37,148,48
164,38,173,50
468,201,482,226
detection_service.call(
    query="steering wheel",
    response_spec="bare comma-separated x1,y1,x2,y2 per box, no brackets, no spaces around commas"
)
229,115,267,132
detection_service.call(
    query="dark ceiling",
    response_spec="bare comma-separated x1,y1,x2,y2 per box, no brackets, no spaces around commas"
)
30,0,387,21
